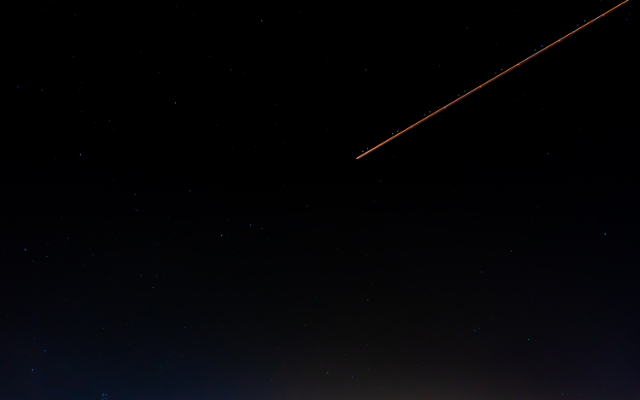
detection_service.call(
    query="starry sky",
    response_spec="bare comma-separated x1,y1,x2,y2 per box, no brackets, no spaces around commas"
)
3,1,638,399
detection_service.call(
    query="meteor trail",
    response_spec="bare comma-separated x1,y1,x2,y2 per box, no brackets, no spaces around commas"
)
356,0,631,160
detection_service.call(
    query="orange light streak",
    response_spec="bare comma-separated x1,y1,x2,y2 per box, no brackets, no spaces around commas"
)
356,0,631,159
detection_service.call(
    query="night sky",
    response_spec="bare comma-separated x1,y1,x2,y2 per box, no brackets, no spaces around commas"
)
3,1,638,399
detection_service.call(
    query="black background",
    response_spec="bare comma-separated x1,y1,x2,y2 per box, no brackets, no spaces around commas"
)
3,1,638,399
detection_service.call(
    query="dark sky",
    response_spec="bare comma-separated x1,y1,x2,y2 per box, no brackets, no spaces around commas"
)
3,1,638,399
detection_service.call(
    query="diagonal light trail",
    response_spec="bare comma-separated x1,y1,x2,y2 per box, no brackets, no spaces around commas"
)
356,0,631,160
